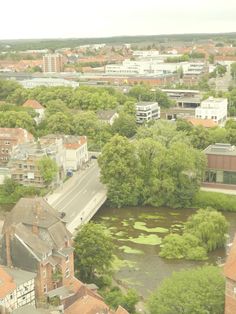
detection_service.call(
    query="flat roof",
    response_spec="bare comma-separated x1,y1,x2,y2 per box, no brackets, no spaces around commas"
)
136,101,158,106
3,266,36,286
204,143,236,156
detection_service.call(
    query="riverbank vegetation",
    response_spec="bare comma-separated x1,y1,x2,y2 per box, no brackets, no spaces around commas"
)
159,208,229,260
193,190,236,211
99,133,206,208
148,266,225,314
0,178,46,205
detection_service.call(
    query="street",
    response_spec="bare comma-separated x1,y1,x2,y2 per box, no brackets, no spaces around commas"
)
48,160,107,232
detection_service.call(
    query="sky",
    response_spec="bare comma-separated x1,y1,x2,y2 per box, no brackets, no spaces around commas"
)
0,0,236,40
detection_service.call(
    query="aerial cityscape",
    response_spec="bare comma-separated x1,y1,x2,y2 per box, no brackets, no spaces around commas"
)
0,1,236,314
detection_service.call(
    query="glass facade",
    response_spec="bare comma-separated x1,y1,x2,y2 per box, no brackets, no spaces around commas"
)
205,169,236,185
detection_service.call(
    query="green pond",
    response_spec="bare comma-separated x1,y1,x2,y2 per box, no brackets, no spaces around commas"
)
93,206,236,298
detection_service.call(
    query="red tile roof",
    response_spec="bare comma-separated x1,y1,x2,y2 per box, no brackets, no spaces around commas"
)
0,127,34,143
23,99,44,109
115,306,129,314
224,234,236,281
65,294,110,314
0,266,16,298
186,118,217,128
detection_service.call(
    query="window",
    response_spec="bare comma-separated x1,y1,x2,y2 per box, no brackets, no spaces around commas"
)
66,255,69,263
65,268,70,278
5,141,10,145
43,269,46,278
43,284,47,293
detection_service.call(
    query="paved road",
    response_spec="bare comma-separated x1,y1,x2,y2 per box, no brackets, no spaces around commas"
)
48,160,106,232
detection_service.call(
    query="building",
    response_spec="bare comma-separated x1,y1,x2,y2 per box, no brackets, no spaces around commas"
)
224,234,236,314
195,97,228,125
203,143,236,190
0,128,34,166
136,101,160,124
132,50,160,58
0,198,75,299
22,100,45,124
40,134,88,172
9,139,65,188
97,110,119,125
0,266,36,313
162,89,201,108
20,78,79,89
63,136,88,171
186,117,217,128
43,54,64,73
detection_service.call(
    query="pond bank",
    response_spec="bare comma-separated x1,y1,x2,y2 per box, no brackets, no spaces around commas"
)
92,206,236,298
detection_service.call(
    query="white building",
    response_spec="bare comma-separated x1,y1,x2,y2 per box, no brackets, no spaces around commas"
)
105,59,183,76
136,102,160,124
63,136,89,171
132,50,160,58
0,266,36,313
195,97,228,125
22,99,45,124
20,78,79,88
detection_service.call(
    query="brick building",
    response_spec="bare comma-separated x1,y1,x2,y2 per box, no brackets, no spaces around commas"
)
224,235,236,314
0,198,75,300
0,128,33,166
203,143,236,190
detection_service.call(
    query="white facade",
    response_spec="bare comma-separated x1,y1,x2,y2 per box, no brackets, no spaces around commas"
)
20,78,79,88
133,50,160,58
195,97,228,124
136,102,160,124
105,59,184,76
0,268,35,313
64,136,89,171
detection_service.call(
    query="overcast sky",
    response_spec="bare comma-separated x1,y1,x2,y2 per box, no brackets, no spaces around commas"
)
0,0,236,40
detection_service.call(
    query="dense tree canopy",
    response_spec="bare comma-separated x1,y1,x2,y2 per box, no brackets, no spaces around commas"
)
37,156,58,185
148,266,225,314
74,222,114,282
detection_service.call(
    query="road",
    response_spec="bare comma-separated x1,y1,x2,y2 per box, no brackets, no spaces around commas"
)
48,160,107,233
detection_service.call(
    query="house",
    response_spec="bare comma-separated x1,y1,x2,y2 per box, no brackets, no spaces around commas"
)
9,139,65,188
0,265,36,313
23,100,45,124
203,143,236,190
0,128,34,166
224,234,236,314
63,135,88,171
97,110,119,125
162,89,201,108
0,198,75,300
195,97,228,125
136,102,160,124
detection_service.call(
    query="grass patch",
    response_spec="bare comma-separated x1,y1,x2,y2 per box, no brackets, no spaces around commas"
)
193,190,236,212
133,221,168,233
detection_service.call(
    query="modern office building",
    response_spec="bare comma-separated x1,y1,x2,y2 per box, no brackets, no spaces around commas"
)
203,143,236,189
136,101,160,124
195,97,228,125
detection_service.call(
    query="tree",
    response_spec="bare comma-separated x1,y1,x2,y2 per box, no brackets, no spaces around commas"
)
231,62,236,80
111,113,137,138
74,222,114,282
159,233,207,260
0,79,21,101
0,111,36,134
148,266,225,314
46,112,72,134
104,287,139,314
37,156,58,185
185,207,229,252
98,135,140,207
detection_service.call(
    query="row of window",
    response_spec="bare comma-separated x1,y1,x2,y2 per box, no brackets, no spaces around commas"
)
205,170,236,185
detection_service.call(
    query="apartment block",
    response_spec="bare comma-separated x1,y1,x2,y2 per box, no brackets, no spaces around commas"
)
43,54,64,73
0,128,33,166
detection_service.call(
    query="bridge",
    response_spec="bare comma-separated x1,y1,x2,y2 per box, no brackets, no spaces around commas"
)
47,160,107,234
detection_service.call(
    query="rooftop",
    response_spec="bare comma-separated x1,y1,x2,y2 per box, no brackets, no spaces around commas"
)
136,101,159,107
204,143,236,156
23,99,44,110
186,118,217,128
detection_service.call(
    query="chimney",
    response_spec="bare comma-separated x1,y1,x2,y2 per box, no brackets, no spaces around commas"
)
5,229,12,267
